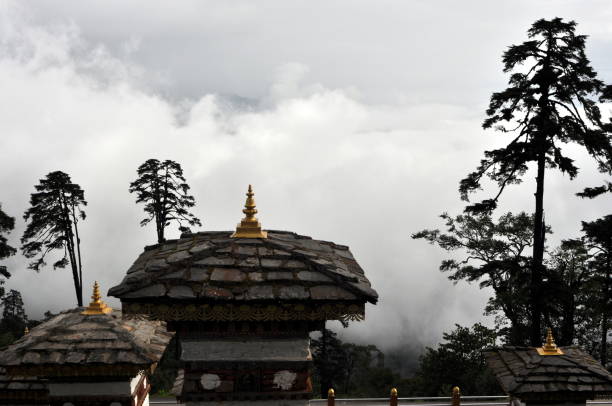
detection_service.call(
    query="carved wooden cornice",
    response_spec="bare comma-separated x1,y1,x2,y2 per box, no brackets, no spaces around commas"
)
6,363,154,378
122,302,365,322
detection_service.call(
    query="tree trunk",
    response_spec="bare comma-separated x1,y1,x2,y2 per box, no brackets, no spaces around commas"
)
560,292,575,346
61,193,82,306
601,242,610,366
530,150,546,346
320,326,330,399
153,174,164,244
72,205,84,305
530,46,553,347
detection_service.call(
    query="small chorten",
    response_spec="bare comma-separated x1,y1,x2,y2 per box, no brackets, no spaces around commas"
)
231,184,268,238
23,326,29,335
536,327,563,356
0,283,173,406
485,328,612,405
81,280,112,315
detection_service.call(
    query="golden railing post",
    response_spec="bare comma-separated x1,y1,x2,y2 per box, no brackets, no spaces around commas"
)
452,386,460,406
390,388,398,406
327,388,335,406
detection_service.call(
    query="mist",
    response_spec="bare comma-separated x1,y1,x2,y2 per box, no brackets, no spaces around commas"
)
1,0,611,356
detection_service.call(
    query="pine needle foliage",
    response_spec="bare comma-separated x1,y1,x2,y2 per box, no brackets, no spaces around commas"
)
0,204,16,280
129,159,202,243
459,18,612,345
21,171,87,306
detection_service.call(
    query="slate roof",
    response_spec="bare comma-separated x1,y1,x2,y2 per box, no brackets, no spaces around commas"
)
108,230,378,304
485,346,612,401
0,308,173,376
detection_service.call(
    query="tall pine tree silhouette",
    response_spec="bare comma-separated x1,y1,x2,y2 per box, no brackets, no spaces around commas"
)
0,204,16,301
129,159,202,243
21,171,87,306
0,204,16,280
460,18,612,345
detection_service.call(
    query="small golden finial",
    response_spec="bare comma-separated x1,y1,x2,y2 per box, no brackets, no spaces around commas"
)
327,388,335,406
536,327,564,355
81,281,113,315
231,185,268,239
24,326,29,335
452,386,461,406
390,388,398,406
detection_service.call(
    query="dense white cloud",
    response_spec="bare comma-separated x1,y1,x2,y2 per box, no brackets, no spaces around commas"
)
0,0,611,352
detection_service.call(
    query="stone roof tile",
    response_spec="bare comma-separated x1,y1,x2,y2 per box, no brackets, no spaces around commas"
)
109,230,377,304
486,346,612,401
0,308,173,376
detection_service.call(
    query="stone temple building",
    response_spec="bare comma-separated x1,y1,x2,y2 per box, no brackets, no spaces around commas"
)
0,282,173,406
486,329,612,406
109,185,378,405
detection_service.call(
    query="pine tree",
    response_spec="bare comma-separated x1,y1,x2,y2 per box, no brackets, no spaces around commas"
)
1,289,28,339
459,18,612,345
546,239,592,345
2,289,26,322
311,328,348,398
129,159,202,243
413,212,540,345
21,171,87,306
580,216,612,366
0,204,16,280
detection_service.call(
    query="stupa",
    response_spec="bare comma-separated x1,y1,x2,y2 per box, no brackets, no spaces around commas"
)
0,282,173,406
486,328,612,405
109,185,378,405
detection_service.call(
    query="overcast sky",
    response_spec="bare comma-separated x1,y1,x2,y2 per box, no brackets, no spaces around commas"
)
0,0,611,352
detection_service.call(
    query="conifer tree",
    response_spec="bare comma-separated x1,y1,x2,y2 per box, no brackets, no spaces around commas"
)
580,216,612,366
129,159,202,243
21,171,87,306
311,328,348,398
459,18,612,345
413,212,540,345
0,204,16,281
2,289,27,324
1,289,28,341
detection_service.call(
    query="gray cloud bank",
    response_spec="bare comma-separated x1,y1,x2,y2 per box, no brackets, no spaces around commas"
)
0,0,611,352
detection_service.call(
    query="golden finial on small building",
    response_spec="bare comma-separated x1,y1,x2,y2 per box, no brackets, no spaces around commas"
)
536,327,564,355
452,386,461,406
390,388,398,406
81,281,113,315
23,326,29,335
231,185,268,239
327,388,335,406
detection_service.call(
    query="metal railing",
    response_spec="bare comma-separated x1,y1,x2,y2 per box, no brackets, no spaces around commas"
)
311,388,504,406
310,387,612,406
149,388,612,406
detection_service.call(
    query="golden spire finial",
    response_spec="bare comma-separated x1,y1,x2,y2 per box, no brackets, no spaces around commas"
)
231,185,268,239
536,327,564,355
452,386,461,406
390,388,398,406
81,281,113,315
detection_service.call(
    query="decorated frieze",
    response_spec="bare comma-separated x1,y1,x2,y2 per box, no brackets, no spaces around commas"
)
122,302,365,322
